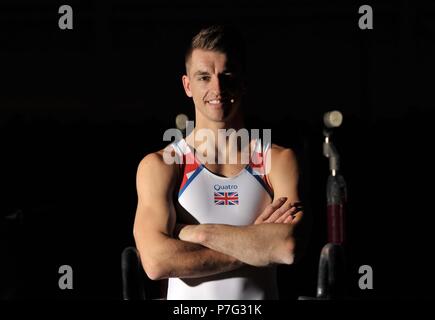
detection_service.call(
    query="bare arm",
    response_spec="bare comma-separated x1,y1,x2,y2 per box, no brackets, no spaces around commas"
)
179,223,295,266
133,152,243,280
179,147,310,267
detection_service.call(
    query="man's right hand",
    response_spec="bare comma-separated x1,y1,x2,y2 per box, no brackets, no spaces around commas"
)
254,197,301,225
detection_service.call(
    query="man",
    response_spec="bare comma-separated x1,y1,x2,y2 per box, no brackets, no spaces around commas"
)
133,25,309,299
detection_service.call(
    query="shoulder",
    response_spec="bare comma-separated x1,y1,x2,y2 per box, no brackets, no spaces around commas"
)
266,144,300,196
267,144,299,178
270,144,298,167
136,147,179,185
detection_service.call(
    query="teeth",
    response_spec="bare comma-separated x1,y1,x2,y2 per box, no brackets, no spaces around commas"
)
208,99,221,104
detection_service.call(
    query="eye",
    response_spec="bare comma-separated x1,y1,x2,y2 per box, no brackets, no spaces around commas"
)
222,72,238,82
198,76,210,81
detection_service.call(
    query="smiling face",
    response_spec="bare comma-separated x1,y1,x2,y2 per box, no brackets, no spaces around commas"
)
182,49,244,123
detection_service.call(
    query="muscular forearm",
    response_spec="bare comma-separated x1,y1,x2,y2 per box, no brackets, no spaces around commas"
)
179,223,295,267
138,235,244,280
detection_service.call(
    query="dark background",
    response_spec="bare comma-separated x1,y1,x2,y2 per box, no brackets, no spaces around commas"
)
0,0,434,299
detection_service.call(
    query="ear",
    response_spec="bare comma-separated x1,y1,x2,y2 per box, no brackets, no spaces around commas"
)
182,75,193,98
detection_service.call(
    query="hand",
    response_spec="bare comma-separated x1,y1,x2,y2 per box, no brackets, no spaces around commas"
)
254,197,302,225
177,224,198,242
174,223,187,239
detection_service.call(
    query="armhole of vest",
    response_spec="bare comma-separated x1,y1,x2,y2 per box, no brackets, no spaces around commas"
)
263,176,274,200
249,138,274,199
263,145,274,196
172,139,201,196
170,141,185,194
175,163,185,199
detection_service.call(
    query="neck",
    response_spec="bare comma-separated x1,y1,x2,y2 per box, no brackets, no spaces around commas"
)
185,112,250,164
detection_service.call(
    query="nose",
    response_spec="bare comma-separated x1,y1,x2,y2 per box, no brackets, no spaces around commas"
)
209,75,222,96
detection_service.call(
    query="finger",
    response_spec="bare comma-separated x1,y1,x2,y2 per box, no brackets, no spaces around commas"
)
255,197,287,223
291,201,303,208
274,204,300,223
290,209,303,223
265,201,295,223
275,210,292,223
291,206,303,218
173,223,186,238
284,215,294,224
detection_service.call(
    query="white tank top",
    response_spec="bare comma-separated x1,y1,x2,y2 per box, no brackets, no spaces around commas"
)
167,138,279,300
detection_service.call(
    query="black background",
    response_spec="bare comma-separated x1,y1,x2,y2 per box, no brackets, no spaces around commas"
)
1,0,434,299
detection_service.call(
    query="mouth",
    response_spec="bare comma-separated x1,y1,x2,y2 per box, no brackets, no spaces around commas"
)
207,99,223,104
205,98,233,109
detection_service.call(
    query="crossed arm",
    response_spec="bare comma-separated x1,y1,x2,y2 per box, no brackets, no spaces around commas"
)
133,147,308,280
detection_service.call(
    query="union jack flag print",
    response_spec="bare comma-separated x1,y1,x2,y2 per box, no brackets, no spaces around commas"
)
214,192,239,205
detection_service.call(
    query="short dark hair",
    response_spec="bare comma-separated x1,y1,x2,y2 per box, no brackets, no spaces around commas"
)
185,25,246,74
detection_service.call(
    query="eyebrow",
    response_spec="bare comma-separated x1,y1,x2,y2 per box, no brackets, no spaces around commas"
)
193,70,234,77
193,71,210,77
